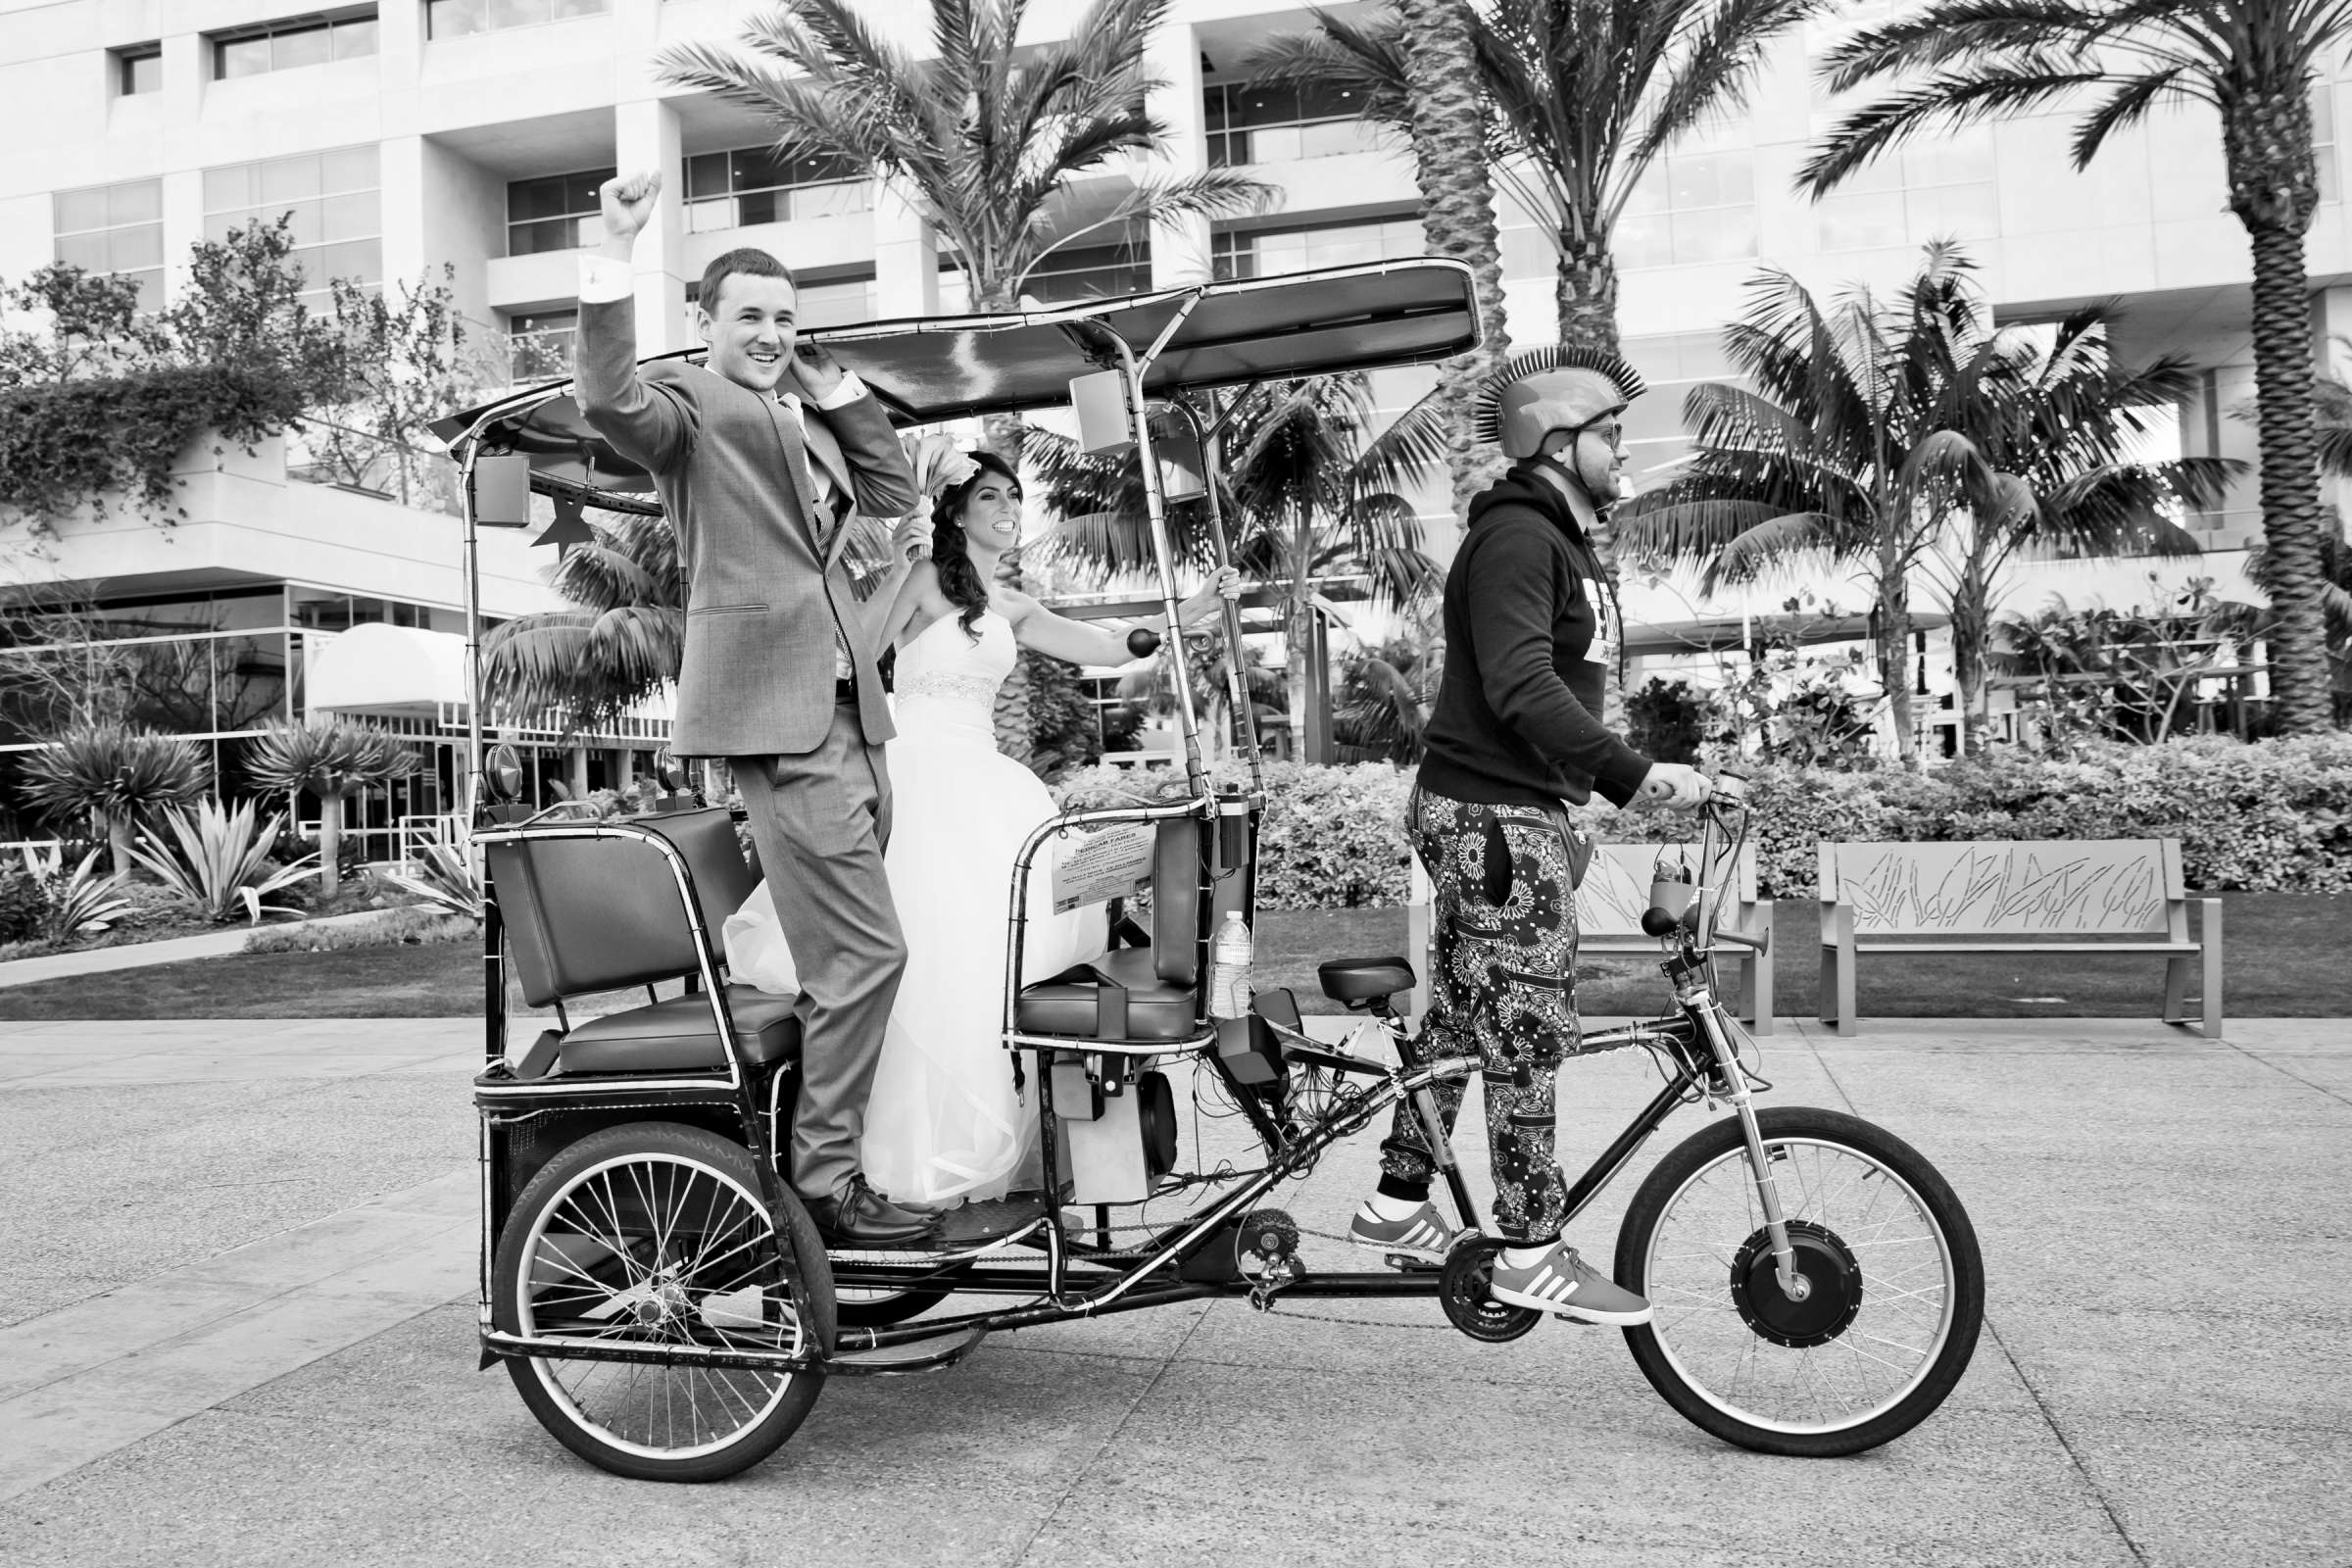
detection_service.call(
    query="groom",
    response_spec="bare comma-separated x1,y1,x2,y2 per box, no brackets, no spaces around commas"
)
576,172,933,1245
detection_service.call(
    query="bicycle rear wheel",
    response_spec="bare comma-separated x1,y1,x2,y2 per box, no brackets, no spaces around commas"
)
1616,1106,1983,1457
493,1121,834,1482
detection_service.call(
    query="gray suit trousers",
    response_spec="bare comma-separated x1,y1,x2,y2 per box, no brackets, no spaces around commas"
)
734,704,905,1202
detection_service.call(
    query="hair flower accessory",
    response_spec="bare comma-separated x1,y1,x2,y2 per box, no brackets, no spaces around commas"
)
904,432,983,506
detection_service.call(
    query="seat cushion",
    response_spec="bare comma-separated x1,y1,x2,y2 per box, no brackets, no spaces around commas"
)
559,985,801,1075
1016,946,1200,1043
1317,956,1416,1004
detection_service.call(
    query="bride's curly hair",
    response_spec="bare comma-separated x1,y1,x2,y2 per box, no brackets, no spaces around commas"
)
929,448,1020,643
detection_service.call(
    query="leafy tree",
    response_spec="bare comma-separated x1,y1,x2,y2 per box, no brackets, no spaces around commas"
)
1798,0,2352,735
1254,0,1817,352
301,267,502,511
659,0,1272,756
243,718,416,897
16,723,210,874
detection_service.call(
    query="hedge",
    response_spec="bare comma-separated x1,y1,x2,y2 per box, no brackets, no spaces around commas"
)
1052,735,2352,907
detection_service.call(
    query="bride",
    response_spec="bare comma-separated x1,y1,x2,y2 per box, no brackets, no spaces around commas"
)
725,444,1240,1205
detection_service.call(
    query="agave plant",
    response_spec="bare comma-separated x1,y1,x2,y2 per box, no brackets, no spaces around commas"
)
17,845,132,942
132,799,318,925
16,723,210,876
242,719,416,897
383,825,483,921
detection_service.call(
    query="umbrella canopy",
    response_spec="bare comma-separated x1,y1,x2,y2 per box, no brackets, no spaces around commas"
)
427,259,1480,509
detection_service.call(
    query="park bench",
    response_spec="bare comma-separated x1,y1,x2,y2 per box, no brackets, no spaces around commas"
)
1404,840,1776,1034
1816,838,2223,1039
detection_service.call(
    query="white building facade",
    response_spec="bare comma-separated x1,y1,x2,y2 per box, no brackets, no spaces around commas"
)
2,0,2344,761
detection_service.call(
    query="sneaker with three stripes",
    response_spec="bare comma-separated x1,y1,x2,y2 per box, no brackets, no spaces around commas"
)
1347,1199,1456,1263
1486,1242,1652,1325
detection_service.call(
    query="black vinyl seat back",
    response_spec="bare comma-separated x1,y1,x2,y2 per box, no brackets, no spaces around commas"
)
1152,815,1208,986
487,808,756,1009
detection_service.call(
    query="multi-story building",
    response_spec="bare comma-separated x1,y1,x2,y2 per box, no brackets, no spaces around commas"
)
2,0,2339,765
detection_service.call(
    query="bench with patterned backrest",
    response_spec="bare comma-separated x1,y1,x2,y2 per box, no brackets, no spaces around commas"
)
1404,839,1776,1034
485,807,801,1080
1816,838,2223,1038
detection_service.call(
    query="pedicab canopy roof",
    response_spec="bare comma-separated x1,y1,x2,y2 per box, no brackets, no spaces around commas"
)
427,259,1480,511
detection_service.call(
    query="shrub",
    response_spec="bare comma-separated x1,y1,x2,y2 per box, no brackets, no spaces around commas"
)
244,906,475,954
111,880,196,930
0,868,48,945
19,847,134,941
16,724,210,875
133,799,318,922
243,719,416,897
383,825,482,919
1063,736,2352,908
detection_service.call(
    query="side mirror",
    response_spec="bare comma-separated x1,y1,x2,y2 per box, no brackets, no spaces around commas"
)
656,752,690,793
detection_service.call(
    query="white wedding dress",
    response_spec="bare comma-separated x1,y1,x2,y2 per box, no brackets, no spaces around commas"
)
723,609,1109,1204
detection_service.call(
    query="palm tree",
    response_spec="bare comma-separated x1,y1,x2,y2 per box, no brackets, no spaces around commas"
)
16,723,209,875
1913,308,2238,754
1617,247,1997,761
1028,374,1445,761
480,511,684,733
659,0,1271,758
1799,0,2350,735
1254,0,1818,354
1392,0,1513,514
244,718,416,897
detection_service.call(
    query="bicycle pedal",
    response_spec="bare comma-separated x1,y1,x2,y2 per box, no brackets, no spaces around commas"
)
1383,1250,1443,1272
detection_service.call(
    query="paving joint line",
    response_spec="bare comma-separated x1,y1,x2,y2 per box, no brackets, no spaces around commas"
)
1982,1317,2150,1565
1004,1301,1213,1567
2214,1039,2352,1109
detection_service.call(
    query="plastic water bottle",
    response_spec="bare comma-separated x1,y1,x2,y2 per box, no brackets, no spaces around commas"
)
1209,911,1254,1019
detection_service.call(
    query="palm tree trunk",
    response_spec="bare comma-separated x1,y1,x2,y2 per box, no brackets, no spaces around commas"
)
1555,234,1622,357
1950,572,1992,759
1877,552,1917,763
318,791,342,897
103,809,132,879
2236,216,2333,735
1396,0,1510,516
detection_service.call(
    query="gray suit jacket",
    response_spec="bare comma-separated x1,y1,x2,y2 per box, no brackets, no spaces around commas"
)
574,296,919,758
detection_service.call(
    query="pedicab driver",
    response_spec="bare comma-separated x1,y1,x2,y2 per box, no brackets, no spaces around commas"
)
574,173,935,1247
1347,352,1711,1323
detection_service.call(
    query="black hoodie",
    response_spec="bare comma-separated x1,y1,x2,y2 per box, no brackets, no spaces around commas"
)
1416,459,1653,809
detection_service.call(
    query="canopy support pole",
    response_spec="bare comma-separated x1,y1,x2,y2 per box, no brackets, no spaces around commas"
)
1167,394,1264,799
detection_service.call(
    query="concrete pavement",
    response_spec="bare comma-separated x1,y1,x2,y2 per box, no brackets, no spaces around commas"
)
0,1014,2344,1566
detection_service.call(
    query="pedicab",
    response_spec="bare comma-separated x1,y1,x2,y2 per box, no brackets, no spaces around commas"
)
432,261,1984,1483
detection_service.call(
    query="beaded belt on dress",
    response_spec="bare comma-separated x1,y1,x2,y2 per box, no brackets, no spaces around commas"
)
898,671,1003,704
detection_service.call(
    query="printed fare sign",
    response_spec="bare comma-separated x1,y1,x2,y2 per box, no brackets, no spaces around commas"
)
1052,823,1157,912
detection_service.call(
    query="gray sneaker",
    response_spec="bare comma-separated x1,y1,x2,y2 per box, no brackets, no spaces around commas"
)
1348,1200,1455,1262
1487,1243,1653,1325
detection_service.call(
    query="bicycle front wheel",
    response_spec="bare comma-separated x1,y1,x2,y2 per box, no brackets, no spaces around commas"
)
1617,1106,1983,1457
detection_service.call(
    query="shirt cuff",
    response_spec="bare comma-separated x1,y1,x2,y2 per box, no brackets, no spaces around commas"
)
577,253,633,304
810,369,868,411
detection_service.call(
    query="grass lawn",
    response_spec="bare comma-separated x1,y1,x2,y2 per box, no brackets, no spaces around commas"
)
0,891,2341,1022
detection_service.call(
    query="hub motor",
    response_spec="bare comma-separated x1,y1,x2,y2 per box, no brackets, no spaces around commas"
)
1728,1219,1863,1348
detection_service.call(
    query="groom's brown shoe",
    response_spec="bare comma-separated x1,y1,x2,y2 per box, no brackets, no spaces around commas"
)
807,1175,940,1247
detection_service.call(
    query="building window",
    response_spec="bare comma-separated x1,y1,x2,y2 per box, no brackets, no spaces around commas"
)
1615,151,1756,269
116,44,163,96
204,145,382,306
508,168,613,257
683,148,871,232
1815,131,1996,251
212,9,378,79
507,309,576,380
53,179,165,310
1022,238,1152,304
427,0,609,38
1203,82,1373,167
685,273,875,330
1210,216,1422,280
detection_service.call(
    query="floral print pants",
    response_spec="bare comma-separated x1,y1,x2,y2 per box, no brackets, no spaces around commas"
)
1381,784,1589,1244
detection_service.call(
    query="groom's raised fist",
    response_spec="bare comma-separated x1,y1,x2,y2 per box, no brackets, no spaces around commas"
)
598,172,661,244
